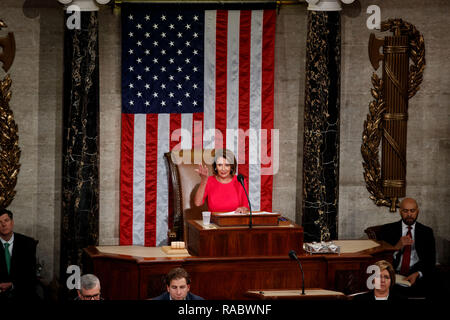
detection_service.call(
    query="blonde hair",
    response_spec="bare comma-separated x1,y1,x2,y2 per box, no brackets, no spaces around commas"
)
375,260,396,288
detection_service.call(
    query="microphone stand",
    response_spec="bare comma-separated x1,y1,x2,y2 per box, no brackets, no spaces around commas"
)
289,250,305,295
237,174,252,229
243,186,252,229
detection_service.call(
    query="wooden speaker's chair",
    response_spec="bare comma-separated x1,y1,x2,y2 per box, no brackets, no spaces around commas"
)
364,225,383,240
164,149,216,243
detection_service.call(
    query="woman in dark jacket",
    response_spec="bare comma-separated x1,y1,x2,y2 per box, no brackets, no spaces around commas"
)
353,260,403,301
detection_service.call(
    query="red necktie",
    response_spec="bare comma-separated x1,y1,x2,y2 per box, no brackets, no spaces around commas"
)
400,226,412,276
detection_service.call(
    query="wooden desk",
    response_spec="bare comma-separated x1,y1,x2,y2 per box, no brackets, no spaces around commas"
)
211,212,280,227
187,219,304,257
245,288,346,300
83,240,396,300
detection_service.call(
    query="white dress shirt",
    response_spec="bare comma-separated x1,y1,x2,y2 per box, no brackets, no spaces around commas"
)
1,233,14,256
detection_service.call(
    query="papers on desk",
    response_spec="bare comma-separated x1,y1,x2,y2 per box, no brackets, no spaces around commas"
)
258,211,280,215
395,274,412,287
215,211,244,216
213,211,279,216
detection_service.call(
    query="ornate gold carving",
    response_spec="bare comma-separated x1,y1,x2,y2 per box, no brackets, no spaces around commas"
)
0,75,20,209
381,19,425,99
382,180,406,188
384,46,408,54
361,73,388,207
0,20,16,73
383,113,408,121
362,19,425,211
0,20,20,209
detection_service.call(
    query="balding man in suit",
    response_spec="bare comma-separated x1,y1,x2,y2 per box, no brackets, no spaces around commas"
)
378,198,436,297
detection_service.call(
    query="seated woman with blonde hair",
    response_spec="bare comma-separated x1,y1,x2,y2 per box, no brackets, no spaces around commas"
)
194,149,249,213
353,260,404,301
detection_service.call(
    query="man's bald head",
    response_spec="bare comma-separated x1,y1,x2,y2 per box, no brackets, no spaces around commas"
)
400,198,418,208
399,198,419,225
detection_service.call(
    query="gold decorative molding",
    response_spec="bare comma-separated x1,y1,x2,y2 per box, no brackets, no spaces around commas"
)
381,19,425,100
0,20,16,73
0,19,20,209
362,19,425,212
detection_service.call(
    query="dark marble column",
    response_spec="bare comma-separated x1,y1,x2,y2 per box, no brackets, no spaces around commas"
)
302,10,340,242
60,9,99,282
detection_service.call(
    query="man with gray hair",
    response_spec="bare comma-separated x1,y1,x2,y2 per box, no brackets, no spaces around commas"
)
76,274,101,300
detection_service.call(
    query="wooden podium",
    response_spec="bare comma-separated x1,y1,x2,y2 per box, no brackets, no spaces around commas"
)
211,212,280,227
187,218,303,257
83,240,397,300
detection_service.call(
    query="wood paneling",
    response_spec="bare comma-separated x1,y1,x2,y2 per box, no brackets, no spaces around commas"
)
187,220,304,257
211,212,280,227
84,241,396,300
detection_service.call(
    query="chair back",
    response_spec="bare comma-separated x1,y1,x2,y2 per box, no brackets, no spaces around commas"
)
164,149,216,243
364,225,383,240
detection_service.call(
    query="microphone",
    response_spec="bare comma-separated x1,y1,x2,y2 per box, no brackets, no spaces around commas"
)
237,174,252,229
288,250,305,295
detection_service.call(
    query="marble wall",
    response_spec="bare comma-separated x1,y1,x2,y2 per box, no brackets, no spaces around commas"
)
0,0,63,283
273,5,307,226
0,0,448,285
339,0,450,264
98,7,121,246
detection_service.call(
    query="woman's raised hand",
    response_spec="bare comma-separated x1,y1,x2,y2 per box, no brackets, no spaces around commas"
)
195,164,209,182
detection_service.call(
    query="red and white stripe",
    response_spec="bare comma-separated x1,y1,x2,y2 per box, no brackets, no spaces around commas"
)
120,9,276,246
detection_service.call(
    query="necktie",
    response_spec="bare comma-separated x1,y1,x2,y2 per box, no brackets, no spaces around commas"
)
400,226,412,276
4,243,11,275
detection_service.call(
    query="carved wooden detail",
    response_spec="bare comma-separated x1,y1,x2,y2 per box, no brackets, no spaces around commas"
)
362,19,425,211
0,20,20,209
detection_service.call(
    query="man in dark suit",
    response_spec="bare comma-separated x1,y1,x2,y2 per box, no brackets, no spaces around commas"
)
0,208,37,300
152,267,204,300
378,198,436,297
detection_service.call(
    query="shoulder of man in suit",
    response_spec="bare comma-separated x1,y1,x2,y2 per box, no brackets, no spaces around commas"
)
12,233,37,246
414,222,433,232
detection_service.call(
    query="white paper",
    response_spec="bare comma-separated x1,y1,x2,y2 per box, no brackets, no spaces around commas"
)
213,211,279,216
213,211,245,216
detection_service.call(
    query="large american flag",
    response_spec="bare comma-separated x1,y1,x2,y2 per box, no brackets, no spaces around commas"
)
120,3,276,246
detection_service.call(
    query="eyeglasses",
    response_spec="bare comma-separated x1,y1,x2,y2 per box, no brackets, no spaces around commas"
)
400,208,417,214
80,292,101,300
375,275,391,280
